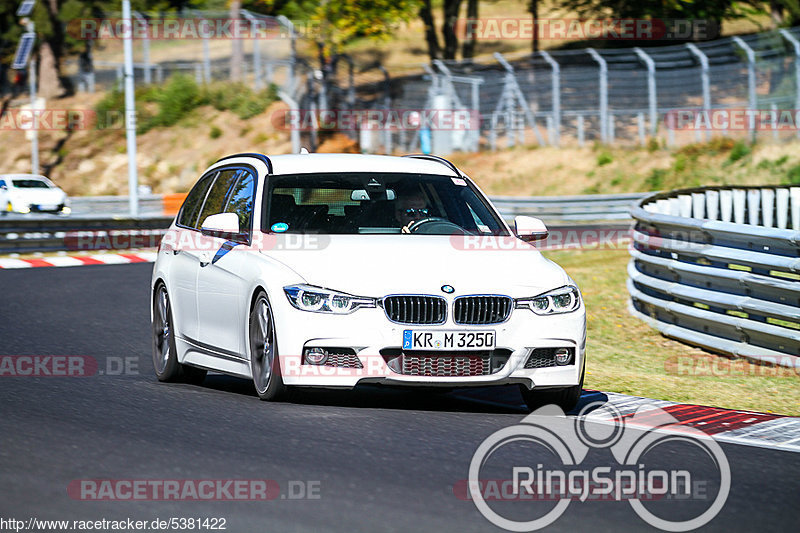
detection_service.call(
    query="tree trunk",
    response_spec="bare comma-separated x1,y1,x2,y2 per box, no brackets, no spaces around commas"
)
461,0,478,59
420,0,441,61
529,0,539,54
770,0,784,27
230,0,243,81
442,0,463,60
38,0,67,99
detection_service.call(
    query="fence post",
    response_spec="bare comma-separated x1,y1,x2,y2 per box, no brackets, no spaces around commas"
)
133,11,151,84
637,112,645,146
539,50,560,147
779,29,800,139
587,49,608,143
493,53,545,146
634,47,657,136
732,36,757,142
686,44,711,141
577,114,585,147
277,15,296,93
242,10,263,89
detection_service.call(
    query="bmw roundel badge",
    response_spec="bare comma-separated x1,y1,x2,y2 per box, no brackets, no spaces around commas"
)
441,285,455,294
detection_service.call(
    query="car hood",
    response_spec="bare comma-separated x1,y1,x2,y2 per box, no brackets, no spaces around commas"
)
259,234,571,298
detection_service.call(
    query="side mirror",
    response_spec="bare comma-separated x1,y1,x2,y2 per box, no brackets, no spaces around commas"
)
514,215,549,242
201,213,240,238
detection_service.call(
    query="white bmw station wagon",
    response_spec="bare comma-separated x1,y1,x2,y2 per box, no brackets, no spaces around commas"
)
151,153,586,411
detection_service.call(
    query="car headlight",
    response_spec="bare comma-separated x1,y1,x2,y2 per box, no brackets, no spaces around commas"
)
284,284,375,314
516,286,581,315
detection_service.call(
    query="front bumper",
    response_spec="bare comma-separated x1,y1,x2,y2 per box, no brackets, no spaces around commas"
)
273,301,586,389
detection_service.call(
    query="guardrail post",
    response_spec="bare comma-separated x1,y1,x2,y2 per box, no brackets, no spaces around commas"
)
791,188,800,229
540,50,560,147
779,29,800,139
776,188,789,229
720,190,733,222
733,37,757,142
686,44,711,141
733,189,746,224
634,47,657,136
587,49,608,143
747,189,760,225
706,190,720,220
761,188,775,227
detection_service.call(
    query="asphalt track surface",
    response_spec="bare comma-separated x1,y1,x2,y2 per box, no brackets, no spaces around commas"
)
0,263,798,532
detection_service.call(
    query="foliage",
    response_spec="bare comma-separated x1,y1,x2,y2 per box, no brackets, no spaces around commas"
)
93,75,278,134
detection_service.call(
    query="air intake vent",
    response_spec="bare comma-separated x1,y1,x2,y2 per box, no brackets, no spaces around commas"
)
382,295,447,325
454,296,513,325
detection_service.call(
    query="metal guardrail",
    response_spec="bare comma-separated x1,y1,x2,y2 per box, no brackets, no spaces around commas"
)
0,216,173,255
628,185,800,367
0,192,642,254
491,192,646,222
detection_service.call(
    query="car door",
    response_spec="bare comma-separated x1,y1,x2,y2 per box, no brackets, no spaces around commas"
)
195,167,257,356
166,170,218,343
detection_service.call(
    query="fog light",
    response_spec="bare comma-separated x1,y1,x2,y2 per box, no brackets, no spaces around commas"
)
19,206,30,214
61,206,72,215
554,348,572,365
304,347,327,365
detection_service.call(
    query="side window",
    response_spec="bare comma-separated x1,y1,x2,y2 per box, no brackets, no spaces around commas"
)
177,171,217,229
196,169,240,229
223,170,256,231
0,179,6,188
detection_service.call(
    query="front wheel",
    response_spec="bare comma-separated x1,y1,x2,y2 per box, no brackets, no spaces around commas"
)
249,292,287,401
520,364,584,413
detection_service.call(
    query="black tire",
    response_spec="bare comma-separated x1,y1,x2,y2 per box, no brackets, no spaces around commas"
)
152,283,207,384
520,363,585,413
249,291,287,401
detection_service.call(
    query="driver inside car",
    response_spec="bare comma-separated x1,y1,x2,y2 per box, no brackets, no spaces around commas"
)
394,192,430,233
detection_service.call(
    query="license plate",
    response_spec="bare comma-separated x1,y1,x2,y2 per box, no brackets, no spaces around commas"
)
38,205,56,211
402,330,496,351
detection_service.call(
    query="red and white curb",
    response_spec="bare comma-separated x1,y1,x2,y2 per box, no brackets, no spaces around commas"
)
457,388,800,453
0,251,157,269
582,390,800,453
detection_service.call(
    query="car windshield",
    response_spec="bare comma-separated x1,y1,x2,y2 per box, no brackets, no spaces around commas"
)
264,172,508,235
12,179,51,189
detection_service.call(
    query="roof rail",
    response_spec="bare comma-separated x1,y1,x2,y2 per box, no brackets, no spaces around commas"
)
214,153,273,174
402,154,461,176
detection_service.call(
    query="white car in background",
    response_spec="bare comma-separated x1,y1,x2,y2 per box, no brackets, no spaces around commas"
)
0,174,70,215
151,153,586,411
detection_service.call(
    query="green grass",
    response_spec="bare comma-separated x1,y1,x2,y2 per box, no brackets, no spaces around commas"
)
542,248,800,416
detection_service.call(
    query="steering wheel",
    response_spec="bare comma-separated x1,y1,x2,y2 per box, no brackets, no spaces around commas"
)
407,217,467,234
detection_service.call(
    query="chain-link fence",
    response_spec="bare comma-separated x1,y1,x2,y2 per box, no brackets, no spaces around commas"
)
63,15,800,153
